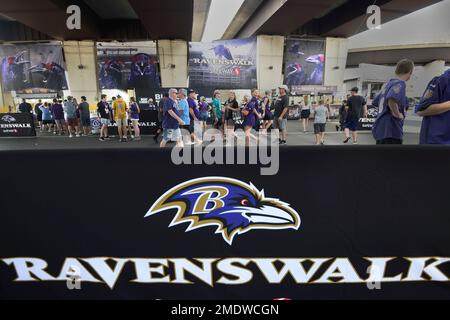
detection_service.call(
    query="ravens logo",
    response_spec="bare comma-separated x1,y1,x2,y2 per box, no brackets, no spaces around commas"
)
145,177,301,245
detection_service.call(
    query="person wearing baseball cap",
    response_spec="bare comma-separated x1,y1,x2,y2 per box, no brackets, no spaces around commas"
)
273,85,290,144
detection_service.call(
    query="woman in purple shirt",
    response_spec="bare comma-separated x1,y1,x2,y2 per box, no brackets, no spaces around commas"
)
128,97,141,140
242,89,261,145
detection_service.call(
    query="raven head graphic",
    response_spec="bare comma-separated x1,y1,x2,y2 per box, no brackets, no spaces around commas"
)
1,115,16,123
145,177,301,245
305,54,325,65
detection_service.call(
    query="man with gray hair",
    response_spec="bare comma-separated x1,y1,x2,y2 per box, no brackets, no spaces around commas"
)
161,88,185,148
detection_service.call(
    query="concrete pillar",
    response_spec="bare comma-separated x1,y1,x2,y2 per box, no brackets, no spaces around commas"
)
324,37,348,96
257,35,284,92
157,40,188,88
63,41,99,103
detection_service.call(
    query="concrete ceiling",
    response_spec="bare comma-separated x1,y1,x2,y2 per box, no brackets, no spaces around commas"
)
192,0,212,41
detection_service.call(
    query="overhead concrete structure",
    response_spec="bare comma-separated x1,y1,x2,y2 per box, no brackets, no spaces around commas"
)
347,0,450,66
224,0,442,39
192,0,212,42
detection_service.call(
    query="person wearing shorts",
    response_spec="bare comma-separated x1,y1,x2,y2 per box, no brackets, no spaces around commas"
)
78,96,91,136
312,100,329,145
51,98,65,135
212,91,223,132
343,87,367,144
128,96,141,141
273,85,290,144
224,91,240,143
64,96,80,138
261,90,273,133
179,89,201,145
242,89,261,146
112,95,128,142
97,94,112,141
300,96,311,133
161,88,185,148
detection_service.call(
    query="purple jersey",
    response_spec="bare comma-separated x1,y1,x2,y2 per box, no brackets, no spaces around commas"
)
372,79,408,141
415,70,450,144
243,96,258,127
162,98,179,129
187,97,200,120
51,103,64,120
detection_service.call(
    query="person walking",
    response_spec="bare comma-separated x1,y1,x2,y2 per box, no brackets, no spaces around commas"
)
343,87,367,144
273,85,290,145
160,88,185,148
261,90,273,134
154,93,168,142
300,96,311,133
212,91,223,133
312,100,329,145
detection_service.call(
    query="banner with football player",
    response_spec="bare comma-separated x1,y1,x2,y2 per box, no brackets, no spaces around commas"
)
188,37,257,91
283,38,325,87
0,43,68,94
97,41,161,90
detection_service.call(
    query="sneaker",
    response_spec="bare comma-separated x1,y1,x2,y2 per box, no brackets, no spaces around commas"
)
279,140,287,145
134,136,141,141
343,137,351,144
99,137,105,142
69,134,73,138
105,136,111,140
76,134,80,137
353,141,358,145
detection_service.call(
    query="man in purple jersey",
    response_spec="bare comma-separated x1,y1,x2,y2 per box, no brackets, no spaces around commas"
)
372,59,414,144
160,88,185,148
187,89,203,143
415,69,450,144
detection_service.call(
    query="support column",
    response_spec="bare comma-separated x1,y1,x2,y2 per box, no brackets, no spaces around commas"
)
157,40,188,88
256,35,284,92
324,37,349,96
63,41,99,103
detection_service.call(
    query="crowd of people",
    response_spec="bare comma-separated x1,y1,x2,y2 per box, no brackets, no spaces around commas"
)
19,94,141,142
12,58,450,146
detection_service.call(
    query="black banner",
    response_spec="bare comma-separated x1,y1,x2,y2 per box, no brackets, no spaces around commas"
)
1,147,450,299
0,113,36,137
90,109,159,135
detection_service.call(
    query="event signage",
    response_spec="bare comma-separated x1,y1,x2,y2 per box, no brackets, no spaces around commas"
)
0,43,68,94
188,37,257,92
1,148,450,299
97,41,160,90
284,39,325,87
0,113,35,137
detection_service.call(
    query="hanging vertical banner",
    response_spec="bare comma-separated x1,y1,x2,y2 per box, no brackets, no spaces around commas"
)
188,37,257,91
97,41,161,90
283,39,325,87
0,43,68,94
